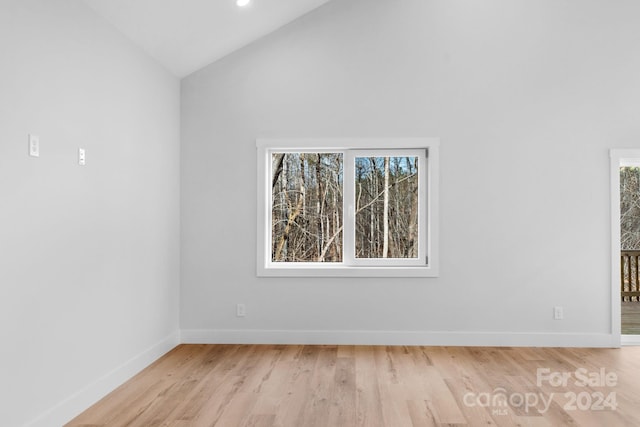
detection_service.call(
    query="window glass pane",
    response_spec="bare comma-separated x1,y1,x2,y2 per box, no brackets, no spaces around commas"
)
620,166,640,250
271,153,343,262
355,156,419,259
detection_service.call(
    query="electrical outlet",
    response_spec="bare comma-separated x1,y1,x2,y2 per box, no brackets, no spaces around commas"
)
78,148,86,166
554,306,564,320
236,303,246,317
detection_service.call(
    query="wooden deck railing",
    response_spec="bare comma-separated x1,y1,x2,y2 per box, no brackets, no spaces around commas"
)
621,250,640,301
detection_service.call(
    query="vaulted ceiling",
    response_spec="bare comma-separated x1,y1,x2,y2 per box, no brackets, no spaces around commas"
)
81,0,332,77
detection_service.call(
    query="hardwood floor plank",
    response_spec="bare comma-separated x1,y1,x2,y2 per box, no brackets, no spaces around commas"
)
274,346,320,427
378,383,415,427
327,356,357,427
406,400,438,427
354,346,384,427
421,365,467,424
244,414,276,427
299,346,336,427
443,377,498,426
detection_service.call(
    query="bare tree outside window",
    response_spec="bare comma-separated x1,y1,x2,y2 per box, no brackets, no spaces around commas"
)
271,153,343,262
271,153,420,262
621,166,640,250
354,156,419,259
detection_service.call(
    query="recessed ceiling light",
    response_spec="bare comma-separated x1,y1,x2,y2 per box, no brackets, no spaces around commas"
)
237,0,251,7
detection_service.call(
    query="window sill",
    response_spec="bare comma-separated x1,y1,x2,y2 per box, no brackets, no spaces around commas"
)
257,265,439,278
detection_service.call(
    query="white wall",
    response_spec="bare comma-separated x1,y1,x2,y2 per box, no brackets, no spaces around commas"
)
0,1,180,425
181,0,640,346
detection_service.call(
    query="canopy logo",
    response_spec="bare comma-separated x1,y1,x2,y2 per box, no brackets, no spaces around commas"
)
463,388,553,415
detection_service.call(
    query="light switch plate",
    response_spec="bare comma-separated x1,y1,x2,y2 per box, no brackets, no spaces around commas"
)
236,303,246,317
29,134,39,157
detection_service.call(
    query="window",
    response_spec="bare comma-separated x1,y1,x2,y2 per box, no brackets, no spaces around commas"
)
256,139,439,277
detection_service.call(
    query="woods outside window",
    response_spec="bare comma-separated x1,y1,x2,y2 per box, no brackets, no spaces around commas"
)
256,139,439,277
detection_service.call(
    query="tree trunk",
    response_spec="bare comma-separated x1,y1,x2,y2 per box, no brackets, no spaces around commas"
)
274,195,303,261
299,154,306,258
407,157,418,257
272,153,285,190
280,157,289,259
316,154,324,258
382,157,390,258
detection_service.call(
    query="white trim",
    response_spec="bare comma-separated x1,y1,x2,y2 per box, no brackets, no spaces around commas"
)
621,335,640,346
256,138,440,277
610,150,623,340
255,265,437,277
25,331,180,427
181,329,618,348
426,144,439,276
620,159,640,167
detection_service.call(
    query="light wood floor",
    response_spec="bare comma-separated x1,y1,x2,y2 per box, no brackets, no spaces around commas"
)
67,344,640,427
622,301,640,335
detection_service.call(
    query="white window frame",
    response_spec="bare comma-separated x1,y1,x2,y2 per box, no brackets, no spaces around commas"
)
256,138,439,277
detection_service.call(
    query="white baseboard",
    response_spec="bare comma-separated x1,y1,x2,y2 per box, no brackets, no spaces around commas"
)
180,329,620,348
621,334,640,346
25,331,180,427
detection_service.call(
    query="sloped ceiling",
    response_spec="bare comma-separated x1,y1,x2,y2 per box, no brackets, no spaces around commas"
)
81,0,332,77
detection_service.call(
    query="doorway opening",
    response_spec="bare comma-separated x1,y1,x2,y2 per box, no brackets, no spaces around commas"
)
611,150,640,346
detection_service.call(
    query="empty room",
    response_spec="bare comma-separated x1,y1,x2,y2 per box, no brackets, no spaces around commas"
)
2,0,640,426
